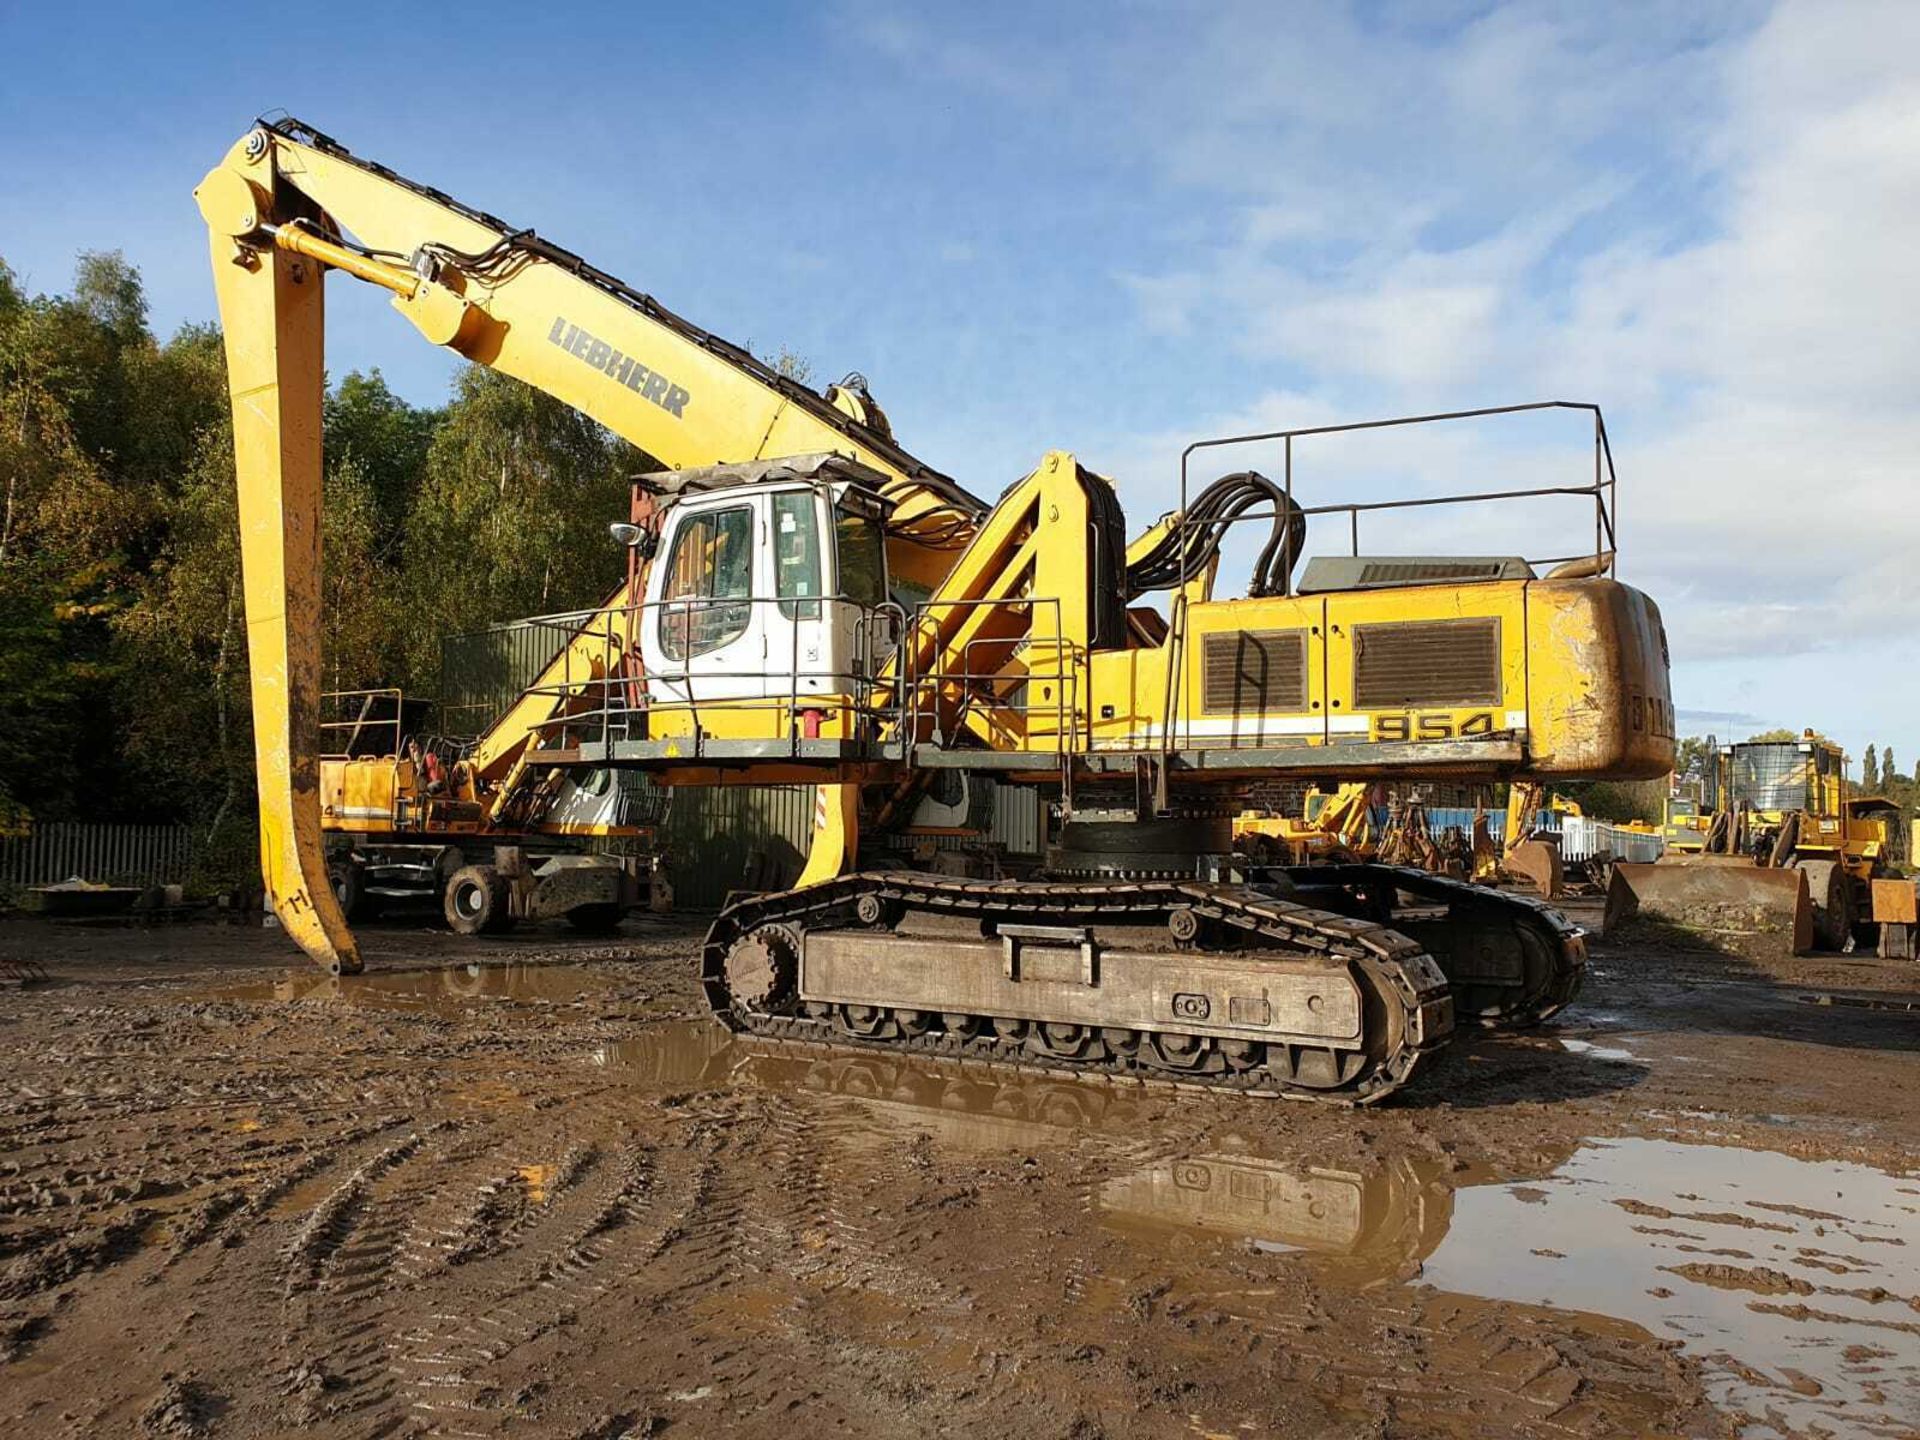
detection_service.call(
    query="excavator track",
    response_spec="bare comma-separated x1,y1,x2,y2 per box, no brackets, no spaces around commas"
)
1268,864,1584,1028
703,873,1454,1105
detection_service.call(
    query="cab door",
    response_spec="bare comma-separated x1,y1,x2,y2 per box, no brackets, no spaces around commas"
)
763,488,835,695
641,493,769,705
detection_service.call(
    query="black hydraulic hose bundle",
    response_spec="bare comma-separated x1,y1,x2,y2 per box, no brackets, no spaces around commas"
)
1124,471,1307,599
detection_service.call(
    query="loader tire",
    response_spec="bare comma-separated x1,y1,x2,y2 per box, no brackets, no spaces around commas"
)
445,864,514,935
329,860,381,923
1792,858,1849,952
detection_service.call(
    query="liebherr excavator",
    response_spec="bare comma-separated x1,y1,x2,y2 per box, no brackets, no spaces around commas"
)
198,117,1675,1103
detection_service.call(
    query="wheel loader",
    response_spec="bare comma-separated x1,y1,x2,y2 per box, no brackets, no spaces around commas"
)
1608,731,1903,954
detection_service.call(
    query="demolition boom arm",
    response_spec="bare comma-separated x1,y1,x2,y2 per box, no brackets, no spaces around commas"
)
195,118,984,972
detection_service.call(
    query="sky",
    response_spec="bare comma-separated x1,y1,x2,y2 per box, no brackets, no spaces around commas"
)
3,0,1917,766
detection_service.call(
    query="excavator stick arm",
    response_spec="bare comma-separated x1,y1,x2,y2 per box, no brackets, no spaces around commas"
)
196,199,360,973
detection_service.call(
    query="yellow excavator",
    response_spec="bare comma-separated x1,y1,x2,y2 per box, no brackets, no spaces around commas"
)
312,668,657,935
197,117,1675,1103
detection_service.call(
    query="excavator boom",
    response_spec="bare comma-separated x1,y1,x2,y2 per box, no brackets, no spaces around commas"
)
196,118,982,971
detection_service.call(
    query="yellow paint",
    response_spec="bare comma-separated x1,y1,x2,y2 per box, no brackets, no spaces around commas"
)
196,142,360,975
796,782,860,886
517,1163,555,1204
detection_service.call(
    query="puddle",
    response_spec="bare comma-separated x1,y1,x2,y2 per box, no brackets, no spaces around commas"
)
1423,1138,1920,1438
590,1020,737,1084
1090,1137,1919,1436
1099,1153,1458,1274
202,963,615,1013
1559,1036,1639,1063
589,1024,1919,1434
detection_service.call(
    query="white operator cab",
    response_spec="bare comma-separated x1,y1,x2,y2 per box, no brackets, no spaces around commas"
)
629,454,896,712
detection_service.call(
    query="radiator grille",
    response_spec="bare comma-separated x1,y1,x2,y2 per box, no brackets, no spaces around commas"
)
1352,618,1502,709
1202,629,1308,714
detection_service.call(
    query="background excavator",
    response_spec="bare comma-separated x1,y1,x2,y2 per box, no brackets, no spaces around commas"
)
197,116,1675,1103
1232,779,1567,896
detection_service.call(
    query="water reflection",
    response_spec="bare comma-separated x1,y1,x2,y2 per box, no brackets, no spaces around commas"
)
1099,1153,1457,1275
204,962,615,1010
592,1022,1920,1435
1425,1137,1920,1439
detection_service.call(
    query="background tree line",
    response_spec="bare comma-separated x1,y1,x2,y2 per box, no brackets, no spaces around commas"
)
0,253,643,880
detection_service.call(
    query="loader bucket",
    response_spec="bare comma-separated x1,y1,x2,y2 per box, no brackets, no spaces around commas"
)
1504,839,1564,898
1605,861,1812,956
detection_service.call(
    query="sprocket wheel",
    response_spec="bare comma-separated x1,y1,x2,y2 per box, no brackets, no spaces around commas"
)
723,925,800,1014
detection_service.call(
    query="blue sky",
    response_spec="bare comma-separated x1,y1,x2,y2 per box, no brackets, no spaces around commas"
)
5,1,1917,768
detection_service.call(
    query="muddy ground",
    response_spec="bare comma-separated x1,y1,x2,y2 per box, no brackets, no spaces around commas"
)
1,901,1916,1439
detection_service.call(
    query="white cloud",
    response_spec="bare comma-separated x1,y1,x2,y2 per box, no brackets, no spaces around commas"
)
1102,0,1920,696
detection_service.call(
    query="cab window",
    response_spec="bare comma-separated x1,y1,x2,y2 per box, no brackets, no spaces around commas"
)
660,504,753,661
773,492,823,621
834,501,887,608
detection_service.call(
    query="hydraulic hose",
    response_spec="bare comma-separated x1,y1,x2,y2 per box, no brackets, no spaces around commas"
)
1125,470,1307,599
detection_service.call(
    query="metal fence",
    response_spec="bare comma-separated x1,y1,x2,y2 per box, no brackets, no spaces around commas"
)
0,823,196,888
437,615,584,740
1554,816,1665,864
1418,808,1666,863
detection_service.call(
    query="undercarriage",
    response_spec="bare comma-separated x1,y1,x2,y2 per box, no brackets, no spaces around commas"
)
702,845,1584,1104
708,871,1484,1104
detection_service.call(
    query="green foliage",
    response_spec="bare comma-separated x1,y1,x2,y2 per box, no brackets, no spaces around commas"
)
0,253,640,883
1863,744,1879,791
325,369,441,534
398,367,638,684
1556,777,1667,824
760,343,816,385
1674,734,1717,784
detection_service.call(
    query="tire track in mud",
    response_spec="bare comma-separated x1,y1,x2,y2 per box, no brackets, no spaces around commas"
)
276,1122,468,1431
388,1131,714,1433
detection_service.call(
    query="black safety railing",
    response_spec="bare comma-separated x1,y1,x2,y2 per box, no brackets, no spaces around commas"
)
1141,402,1621,754
1177,401,1619,592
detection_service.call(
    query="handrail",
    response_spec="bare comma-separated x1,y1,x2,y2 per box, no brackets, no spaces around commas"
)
1175,401,1619,596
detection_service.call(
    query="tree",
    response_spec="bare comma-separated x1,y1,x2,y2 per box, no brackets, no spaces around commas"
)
1864,744,1880,791
398,367,641,686
1674,734,1717,784
324,369,441,537
756,342,816,385
1883,746,1899,785
0,251,650,882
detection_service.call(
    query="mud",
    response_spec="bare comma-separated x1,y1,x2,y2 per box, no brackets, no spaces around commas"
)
0,910,1916,1438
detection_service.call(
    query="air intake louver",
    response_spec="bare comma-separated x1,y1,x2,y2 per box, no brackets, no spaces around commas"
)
1202,629,1308,714
1352,618,1501,709
1356,561,1507,586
